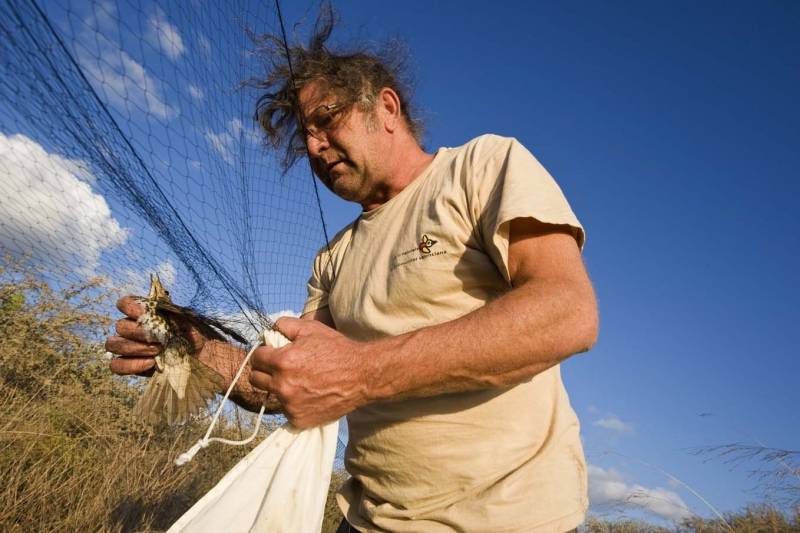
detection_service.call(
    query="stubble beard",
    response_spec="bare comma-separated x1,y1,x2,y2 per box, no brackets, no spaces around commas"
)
331,172,365,203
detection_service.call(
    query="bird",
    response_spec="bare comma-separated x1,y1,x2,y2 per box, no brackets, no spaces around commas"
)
132,273,247,425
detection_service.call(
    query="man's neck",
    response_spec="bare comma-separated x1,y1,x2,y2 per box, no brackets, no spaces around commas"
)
361,140,434,211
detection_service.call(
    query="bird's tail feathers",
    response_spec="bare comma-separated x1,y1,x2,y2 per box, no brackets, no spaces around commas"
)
133,360,225,425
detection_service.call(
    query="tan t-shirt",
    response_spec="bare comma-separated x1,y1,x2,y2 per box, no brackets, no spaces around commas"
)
303,135,588,532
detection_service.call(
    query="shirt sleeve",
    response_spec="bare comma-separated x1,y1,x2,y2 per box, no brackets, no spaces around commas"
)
302,246,333,316
467,136,585,283
301,222,355,316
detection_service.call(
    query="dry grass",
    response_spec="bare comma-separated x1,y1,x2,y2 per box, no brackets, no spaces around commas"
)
584,505,800,532
676,505,800,533
584,517,672,532
0,261,345,532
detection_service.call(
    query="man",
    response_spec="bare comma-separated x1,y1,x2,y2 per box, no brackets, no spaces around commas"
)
107,16,598,533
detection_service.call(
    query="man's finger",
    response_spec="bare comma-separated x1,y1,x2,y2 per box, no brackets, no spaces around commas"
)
109,356,156,376
105,336,161,357
250,345,279,373
273,316,303,341
116,296,145,319
115,318,156,343
249,368,273,393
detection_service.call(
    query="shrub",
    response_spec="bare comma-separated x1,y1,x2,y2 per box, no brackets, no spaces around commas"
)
0,261,322,532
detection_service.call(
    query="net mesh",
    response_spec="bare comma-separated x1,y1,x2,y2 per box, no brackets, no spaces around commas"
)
0,0,329,335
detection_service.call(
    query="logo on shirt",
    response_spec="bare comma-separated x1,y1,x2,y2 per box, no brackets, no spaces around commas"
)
417,234,438,254
391,233,448,270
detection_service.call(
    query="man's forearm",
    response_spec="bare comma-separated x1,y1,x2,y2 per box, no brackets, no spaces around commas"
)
361,276,598,403
205,340,281,413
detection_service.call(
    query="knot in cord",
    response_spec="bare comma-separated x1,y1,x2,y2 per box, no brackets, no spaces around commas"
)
175,439,209,466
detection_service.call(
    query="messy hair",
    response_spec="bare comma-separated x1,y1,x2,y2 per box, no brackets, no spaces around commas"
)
251,5,423,171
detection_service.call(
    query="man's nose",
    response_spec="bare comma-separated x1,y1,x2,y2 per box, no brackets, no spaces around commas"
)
305,133,329,158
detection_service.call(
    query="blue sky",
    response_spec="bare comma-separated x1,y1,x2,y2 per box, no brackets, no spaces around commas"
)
3,0,798,525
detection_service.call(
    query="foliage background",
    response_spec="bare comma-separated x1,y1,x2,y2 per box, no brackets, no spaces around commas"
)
0,261,293,532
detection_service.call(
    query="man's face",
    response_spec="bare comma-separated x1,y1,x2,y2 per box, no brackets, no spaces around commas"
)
297,81,386,207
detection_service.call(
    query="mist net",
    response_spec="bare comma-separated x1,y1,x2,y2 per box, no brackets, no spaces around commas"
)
0,0,330,335
1,0,344,530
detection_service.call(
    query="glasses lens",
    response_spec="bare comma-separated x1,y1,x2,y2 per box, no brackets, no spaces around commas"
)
306,103,341,139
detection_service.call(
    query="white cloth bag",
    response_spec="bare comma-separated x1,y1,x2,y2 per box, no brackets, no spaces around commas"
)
168,330,339,533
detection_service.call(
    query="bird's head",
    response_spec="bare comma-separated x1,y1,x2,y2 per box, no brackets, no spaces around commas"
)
148,273,172,303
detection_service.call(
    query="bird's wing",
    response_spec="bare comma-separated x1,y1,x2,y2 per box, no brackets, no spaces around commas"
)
154,300,250,345
133,354,225,425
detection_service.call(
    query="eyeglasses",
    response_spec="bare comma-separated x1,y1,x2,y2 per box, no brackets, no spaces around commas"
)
301,102,344,141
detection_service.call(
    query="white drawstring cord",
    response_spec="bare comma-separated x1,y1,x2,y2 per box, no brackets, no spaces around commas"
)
176,331,269,466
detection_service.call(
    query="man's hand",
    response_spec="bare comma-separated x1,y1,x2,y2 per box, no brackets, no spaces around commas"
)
249,317,370,429
106,295,277,413
106,295,211,376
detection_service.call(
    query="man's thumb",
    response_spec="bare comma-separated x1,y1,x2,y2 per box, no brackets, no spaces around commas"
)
273,316,303,341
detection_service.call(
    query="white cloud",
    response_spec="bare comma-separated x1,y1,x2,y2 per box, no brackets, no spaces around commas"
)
89,0,117,30
204,129,235,164
118,259,177,297
197,34,211,55
146,8,185,60
188,84,204,101
157,259,177,286
228,118,262,144
0,133,127,274
589,465,692,522
210,309,301,346
229,118,244,137
268,309,300,322
204,118,260,165
78,40,177,120
76,8,176,121
594,416,634,433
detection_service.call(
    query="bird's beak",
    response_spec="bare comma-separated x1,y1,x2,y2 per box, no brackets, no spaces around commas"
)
148,273,156,299
147,272,169,301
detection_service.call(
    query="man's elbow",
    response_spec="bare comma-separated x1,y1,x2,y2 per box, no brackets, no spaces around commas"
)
577,307,599,354
570,286,599,355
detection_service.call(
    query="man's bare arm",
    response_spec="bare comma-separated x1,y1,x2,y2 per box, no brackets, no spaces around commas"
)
365,218,597,399
251,217,599,428
107,298,331,414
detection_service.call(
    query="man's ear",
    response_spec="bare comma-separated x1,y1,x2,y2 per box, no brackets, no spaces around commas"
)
378,88,402,133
